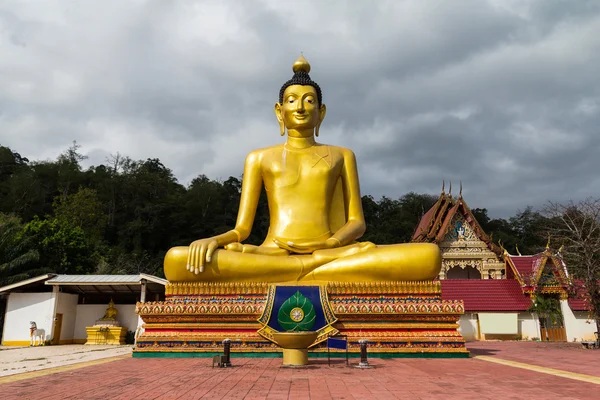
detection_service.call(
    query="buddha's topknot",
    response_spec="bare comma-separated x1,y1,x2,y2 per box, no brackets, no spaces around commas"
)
279,55,322,106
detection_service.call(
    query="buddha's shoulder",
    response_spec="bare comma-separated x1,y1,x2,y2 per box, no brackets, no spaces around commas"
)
245,144,284,162
316,143,356,157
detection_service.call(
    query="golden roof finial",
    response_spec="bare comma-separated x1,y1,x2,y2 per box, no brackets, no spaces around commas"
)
459,181,463,198
293,54,311,73
498,239,506,254
558,242,564,253
441,180,445,194
448,181,452,196
515,244,522,256
546,232,551,250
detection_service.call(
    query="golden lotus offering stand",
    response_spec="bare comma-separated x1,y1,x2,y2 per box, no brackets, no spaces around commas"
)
272,331,319,366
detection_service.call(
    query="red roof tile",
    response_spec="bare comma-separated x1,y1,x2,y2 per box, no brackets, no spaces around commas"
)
412,204,437,239
568,280,592,311
507,255,544,285
568,297,590,311
441,279,532,311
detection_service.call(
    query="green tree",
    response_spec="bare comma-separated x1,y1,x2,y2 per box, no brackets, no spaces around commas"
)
0,214,41,286
509,207,549,254
56,141,87,201
24,217,93,275
544,198,600,336
116,158,185,254
52,187,107,244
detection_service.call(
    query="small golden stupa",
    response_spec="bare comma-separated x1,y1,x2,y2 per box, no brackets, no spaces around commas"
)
85,299,127,345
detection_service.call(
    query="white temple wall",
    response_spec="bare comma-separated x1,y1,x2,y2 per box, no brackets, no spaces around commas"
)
55,292,79,343
518,312,539,340
459,312,540,341
457,314,479,340
73,304,137,342
560,300,597,342
1,292,55,345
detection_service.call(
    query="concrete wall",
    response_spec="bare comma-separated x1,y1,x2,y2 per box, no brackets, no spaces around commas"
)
518,312,539,340
561,300,597,342
457,314,479,340
73,304,138,341
458,312,542,341
56,292,79,343
1,292,55,344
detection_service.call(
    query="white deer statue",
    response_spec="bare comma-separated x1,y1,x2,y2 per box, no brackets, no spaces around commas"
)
29,321,45,346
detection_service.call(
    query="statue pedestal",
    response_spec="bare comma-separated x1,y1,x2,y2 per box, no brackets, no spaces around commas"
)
85,326,127,345
272,331,319,366
133,281,469,358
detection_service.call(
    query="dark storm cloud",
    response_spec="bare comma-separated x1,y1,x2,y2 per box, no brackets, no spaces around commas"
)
1,0,599,218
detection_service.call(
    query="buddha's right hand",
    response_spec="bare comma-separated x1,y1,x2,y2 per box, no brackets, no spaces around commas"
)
187,238,219,274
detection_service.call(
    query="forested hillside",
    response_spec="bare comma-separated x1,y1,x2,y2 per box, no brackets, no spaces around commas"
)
0,143,548,285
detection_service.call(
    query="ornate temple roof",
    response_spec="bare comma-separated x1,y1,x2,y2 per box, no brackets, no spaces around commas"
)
504,249,571,290
441,279,532,311
412,186,502,257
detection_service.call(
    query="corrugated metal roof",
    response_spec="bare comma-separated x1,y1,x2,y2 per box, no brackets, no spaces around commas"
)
45,274,167,285
0,274,57,294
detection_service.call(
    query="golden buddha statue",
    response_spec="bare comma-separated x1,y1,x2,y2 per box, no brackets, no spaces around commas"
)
101,299,118,321
164,56,441,283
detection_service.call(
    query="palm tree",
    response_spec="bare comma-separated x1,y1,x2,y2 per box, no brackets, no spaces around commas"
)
0,214,40,286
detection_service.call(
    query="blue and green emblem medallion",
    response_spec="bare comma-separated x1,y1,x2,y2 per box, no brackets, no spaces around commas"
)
277,290,316,331
257,285,338,346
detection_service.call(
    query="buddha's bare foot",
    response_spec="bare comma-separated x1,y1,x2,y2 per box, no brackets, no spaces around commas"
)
225,242,245,252
312,242,376,265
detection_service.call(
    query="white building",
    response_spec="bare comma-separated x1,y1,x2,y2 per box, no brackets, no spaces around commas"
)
0,274,166,346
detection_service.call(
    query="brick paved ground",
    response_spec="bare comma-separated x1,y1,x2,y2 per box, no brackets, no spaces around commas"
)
0,345,133,377
468,340,600,377
0,342,598,400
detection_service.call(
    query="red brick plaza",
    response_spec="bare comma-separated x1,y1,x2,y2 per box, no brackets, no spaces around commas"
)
1,342,598,400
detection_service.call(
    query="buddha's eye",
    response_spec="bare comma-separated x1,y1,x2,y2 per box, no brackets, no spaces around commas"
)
306,98,314,104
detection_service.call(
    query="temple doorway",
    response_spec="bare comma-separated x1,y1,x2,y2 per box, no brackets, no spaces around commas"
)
446,266,482,280
532,295,566,342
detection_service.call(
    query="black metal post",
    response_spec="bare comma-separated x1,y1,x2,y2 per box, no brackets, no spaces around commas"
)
358,339,369,368
222,338,232,367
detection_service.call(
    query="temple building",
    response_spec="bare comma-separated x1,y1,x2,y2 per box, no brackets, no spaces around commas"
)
413,186,596,342
441,247,594,341
412,185,505,280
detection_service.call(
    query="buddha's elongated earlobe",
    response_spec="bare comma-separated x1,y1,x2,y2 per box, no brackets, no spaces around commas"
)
274,103,285,136
316,104,326,137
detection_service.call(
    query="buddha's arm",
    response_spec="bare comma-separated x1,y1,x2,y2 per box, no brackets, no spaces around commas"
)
233,151,262,240
330,149,366,245
187,151,262,272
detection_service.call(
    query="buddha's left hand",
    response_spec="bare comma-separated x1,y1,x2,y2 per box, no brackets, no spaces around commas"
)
273,237,340,254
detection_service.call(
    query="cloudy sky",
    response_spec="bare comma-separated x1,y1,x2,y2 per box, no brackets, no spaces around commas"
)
1,0,599,218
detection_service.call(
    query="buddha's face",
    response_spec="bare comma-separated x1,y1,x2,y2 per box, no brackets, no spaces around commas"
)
275,85,326,134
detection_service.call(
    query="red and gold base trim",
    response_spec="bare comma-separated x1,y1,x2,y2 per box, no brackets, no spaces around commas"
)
134,281,468,356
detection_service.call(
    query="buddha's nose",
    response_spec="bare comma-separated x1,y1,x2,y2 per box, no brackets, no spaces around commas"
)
296,101,305,113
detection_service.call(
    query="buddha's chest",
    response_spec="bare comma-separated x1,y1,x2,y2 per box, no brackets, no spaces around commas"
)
262,147,343,190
